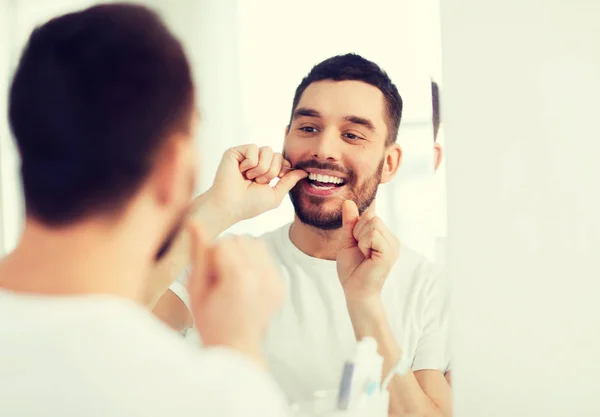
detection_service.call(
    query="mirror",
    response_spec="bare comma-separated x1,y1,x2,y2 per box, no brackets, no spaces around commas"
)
155,1,451,414
0,1,449,416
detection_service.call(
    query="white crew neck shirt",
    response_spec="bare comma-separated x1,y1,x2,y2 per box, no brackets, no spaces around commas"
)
0,289,290,417
172,223,448,404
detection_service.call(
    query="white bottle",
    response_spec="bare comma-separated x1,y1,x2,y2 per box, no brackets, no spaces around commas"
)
341,336,384,411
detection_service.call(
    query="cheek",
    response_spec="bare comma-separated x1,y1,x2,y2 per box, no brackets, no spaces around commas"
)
283,141,308,166
346,155,374,179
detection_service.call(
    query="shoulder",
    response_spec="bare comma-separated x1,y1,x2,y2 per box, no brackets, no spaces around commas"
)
91,310,289,415
395,244,438,283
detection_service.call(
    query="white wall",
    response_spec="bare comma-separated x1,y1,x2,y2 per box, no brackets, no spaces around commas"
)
442,1,600,416
0,0,10,255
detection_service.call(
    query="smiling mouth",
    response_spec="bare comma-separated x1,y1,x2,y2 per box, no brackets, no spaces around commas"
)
306,172,346,189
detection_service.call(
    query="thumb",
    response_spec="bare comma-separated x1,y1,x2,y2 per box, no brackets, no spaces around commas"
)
340,200,360,248
273,169,308,198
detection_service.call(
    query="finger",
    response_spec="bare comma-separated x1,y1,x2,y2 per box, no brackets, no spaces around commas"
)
278,159,292,178
340,200,360,248
358,229,387,259
357,233,373,258
246,146,273,180
256,152,283,185
273,169,308,197
368,229,388,254
352,208,377,242
352,215,371,243
355,216,383,243
233,144,260,172
209,238,239,291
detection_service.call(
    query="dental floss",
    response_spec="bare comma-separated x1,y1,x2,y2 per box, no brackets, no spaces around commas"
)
329,187,348,201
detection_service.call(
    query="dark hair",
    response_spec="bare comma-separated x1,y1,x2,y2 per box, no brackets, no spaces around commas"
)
289,53,403,145
432,80,440,142
8,3,194,226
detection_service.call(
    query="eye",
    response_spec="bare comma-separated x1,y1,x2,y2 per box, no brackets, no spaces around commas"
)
343,133,363,140
299,126,319,133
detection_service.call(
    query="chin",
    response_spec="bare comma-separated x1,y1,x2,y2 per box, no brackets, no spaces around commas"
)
295,204,344,231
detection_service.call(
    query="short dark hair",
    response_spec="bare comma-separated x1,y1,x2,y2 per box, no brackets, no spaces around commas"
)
8,3,194,226
289,53,403,145
432,80,440,142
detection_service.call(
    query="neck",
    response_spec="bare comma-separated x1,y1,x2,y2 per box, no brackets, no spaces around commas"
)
289,216,343,260
0,217,153,302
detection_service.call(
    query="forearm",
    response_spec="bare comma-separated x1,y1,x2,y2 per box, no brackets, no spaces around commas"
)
145,191,238,320
145,189,236,307
188,189,237,240
348,301,445,417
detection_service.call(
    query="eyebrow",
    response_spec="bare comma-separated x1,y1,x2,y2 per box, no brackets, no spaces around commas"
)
292,107,322,120
344,115,376,132
293,107,376,132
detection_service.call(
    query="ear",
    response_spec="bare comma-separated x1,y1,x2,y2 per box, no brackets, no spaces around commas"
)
434,142,443,172
152,134,194,208
380,144,402,184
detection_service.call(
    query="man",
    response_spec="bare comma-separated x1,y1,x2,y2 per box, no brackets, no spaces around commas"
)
0,4,306,416
155,54,452,416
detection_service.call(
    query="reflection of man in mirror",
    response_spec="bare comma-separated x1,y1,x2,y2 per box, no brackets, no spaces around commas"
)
154,54,451,416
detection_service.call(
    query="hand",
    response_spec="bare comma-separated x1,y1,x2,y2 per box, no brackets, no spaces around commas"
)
204,144,307,223
187,223,284,367
336,200,400,304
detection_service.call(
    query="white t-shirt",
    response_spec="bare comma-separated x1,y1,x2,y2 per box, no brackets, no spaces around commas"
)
172,223,448,403
0,290,290,417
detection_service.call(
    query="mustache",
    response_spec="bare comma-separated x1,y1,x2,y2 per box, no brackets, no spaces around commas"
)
292,160,354,181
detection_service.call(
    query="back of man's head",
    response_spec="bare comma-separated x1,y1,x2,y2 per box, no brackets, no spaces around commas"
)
9,3,194,226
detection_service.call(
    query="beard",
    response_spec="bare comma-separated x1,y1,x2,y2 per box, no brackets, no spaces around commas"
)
288,157,384,230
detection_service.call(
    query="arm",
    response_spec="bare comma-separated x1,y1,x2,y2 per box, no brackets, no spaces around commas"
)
144,190,235,308
149,144,307,331
150,191,236,331
336,201,451,417
348,300,451,417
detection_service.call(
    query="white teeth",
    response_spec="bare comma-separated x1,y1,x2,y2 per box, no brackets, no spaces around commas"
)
308,173,344,184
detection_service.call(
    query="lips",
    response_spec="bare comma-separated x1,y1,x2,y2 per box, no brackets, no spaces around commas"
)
293,164,350,197
301,178,345,197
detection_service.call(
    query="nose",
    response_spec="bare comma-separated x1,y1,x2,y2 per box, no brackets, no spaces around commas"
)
312,128,341,161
